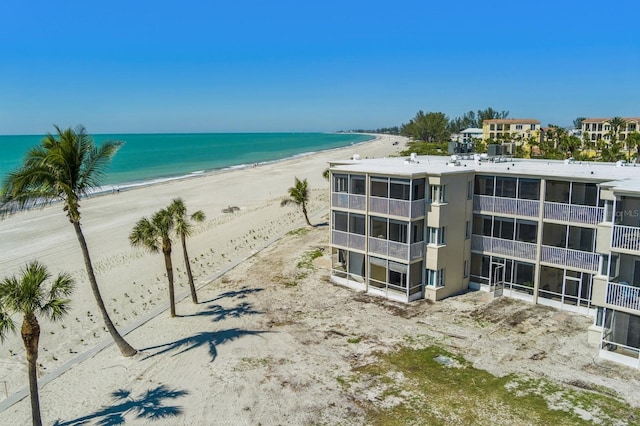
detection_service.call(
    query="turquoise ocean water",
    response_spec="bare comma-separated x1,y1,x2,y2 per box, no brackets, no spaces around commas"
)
0,133,373,189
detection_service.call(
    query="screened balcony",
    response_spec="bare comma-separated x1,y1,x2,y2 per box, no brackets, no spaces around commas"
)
612,225,640,252
540,246,599,272
543,202,604,225
471,235,536,261
473,195,540,218
606,282,640,312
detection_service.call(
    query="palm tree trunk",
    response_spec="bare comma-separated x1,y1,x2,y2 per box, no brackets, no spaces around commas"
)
181,234,198,304
72,221,137,356
163,249,176,317
301,202,312,227
22,315,42,426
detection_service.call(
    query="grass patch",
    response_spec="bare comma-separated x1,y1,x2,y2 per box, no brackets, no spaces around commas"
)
347,337,362,344
348,345,639,426
287,227,310,236
283,249,323,287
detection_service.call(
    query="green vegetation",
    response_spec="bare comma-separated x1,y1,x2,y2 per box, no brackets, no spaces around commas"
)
284,248,323,287
281,177,312,226
287,227,310,237
399,141,448,156
343,345,639,425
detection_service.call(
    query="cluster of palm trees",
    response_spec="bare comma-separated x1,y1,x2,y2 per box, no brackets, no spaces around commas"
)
129,198,205,317
0,126,206,424
0,125,317,425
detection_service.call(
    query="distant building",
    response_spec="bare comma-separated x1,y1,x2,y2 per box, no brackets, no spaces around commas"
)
482,119,541,143
460,127,483,143
329,154,640,369
581,118,640,142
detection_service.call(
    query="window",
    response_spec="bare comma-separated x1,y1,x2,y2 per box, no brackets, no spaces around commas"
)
371,178,388,197
495,177,517,198
349,214,366,235
492,217,514,240
463,260,469,278
473,214,492,237
467,180,473,199
516,124,523,130
389,220,408,243
371,217,388,239
530,124,536,130
351,176,365,195
518,179,540,200
412,220,424,243
333,211,348,232
490,124,495,131
516,219,537,243
474,175,494,196
571,182,598,206
465,221,471,239
390,179,410,200
427,268,445,287
429,185,447,204
427,226,446,245
334,175,348,193
545,180,570,203
412,179,426,201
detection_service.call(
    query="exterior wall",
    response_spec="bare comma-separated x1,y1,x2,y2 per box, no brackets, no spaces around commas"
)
581,118,640,143
482,119,541,143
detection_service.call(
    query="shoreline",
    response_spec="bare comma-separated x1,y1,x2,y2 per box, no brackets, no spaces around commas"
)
0,133,404,407
91,134,381,197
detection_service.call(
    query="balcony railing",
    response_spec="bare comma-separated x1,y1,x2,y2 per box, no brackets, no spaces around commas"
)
331,230,366,251
607,282,640,312
369,237,411,260
473,195,539,218
540,245,599,272
332,193,366,211
471,235,536,260
612,225,640,252
543,202,604,225
370,197,425,218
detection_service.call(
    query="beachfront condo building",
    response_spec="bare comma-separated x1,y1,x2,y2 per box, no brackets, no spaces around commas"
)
581,118,640,142
329,154,640,368
482,119,541,143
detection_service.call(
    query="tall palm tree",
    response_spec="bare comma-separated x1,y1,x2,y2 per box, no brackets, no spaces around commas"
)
0,125,137,357
168,198,205,304
281,177,312,226
0,261,75,426
130,208,178,317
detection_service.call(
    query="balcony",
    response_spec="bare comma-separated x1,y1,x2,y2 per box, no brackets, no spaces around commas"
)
331,230,366,251
369,237,423,260
543,202,604,225
473,195,539,218
606,282,640,312
332,193,366,211
471,235,536,261
370,196,425,218
540,245,599,272
612,225,640,252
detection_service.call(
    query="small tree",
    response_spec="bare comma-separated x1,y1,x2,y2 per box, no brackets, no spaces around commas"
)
130,208,178,317
0,261,74,426
168,198,205,304
281,177,312,226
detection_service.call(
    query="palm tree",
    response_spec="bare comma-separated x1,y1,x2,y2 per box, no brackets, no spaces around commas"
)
0,125,137,357
0,261,74,426
281,177,312,226
168,198,205,304
130,208,178,317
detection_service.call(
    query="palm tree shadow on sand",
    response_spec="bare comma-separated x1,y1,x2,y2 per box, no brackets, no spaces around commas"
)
179,301,261,322
141,328,269,362
53,385,188,426
199,286,264,304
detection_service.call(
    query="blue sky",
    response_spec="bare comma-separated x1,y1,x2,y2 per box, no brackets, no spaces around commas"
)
1,0,638,134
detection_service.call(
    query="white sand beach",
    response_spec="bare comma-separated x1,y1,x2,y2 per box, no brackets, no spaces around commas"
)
2,134,640,425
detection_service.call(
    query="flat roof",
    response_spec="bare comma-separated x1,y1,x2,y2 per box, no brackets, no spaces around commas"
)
330,155,640,192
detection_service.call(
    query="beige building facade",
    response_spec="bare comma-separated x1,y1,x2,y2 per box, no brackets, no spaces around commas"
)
329,154,640,369
581,117,640,142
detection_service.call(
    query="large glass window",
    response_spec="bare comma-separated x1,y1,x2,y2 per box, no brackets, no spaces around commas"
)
495,177,517,198
412,178,425,201
516,219,537,243
429,185,447,203
349,214,366,235
371,217,387,239
334,174,348,193
542,223,567,247
492,217,514,239
571,182,598,206
473,214,492,236
333,211,348,232
427,227,446,245
474,175,494,196
545,180,570,203
518,179,540,200
351,176,365,195
389,220,408,243
390,179,410,200
412,220,424,243
371,178,388,197
567,226,594,251
427,268,445,287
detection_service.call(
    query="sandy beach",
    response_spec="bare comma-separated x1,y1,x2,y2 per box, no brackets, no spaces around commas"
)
2,133,640,425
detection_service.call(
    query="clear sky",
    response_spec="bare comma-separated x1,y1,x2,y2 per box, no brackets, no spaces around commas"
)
1,0,638,134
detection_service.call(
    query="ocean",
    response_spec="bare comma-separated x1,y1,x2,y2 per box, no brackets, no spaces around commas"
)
0,132,373,189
